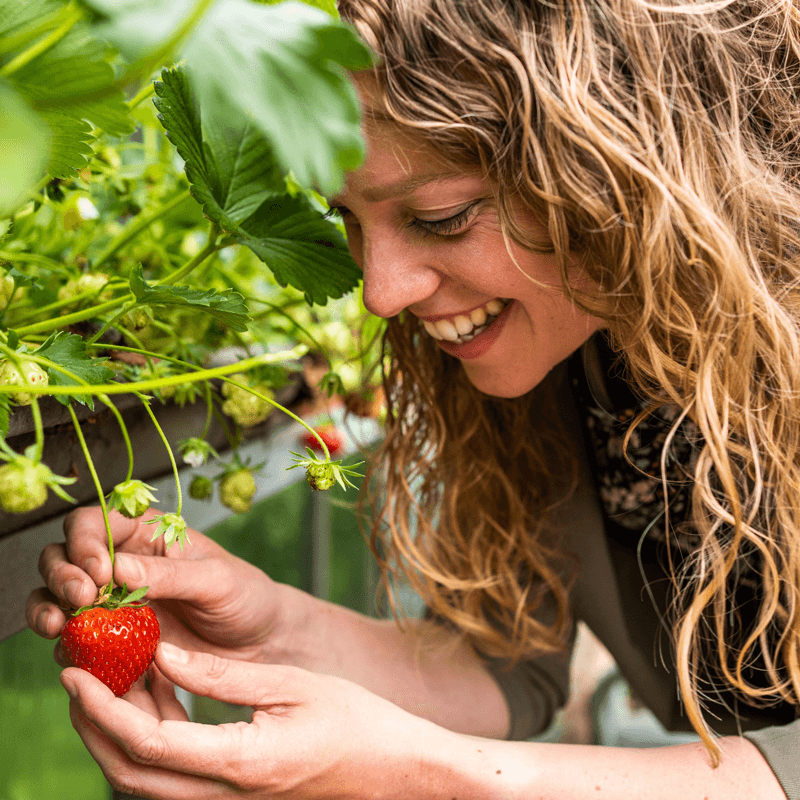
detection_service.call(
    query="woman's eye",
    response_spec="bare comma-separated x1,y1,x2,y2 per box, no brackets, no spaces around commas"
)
323,205,351,220
407,201,479,237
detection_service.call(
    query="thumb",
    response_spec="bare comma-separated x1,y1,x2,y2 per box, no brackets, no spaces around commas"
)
156,643,307,707
113,553,233,604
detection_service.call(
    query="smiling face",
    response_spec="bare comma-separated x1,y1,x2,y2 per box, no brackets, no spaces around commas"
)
329,100,606,398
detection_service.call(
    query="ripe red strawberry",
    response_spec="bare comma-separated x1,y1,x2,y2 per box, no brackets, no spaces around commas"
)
301,424,343,455
60,589,160,697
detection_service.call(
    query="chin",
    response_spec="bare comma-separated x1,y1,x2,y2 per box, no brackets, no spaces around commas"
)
461,363,549,398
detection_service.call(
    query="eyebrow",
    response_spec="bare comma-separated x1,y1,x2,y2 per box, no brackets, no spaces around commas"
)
329,169,467,205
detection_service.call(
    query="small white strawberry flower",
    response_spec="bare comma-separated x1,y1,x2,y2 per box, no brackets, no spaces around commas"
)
178,437,218,468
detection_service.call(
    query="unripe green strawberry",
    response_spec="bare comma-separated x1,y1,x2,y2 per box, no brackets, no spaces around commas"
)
122,305,153,331
221,375,274,428
189,475,213,501
0,458,47,512
107,480,157,518
306,461,335,491
219,468,256,513
58,272,112,306
0,269,14,309
0,358,48,406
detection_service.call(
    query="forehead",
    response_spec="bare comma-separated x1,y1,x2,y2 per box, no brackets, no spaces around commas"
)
340,80,479,201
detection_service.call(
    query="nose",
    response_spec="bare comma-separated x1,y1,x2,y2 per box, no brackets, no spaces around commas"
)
358,229,441,319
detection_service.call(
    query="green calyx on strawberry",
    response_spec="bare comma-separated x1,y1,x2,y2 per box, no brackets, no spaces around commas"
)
107,479,158,518
0,356,49,406
0,447,76,513
288,448,363,492
188,474,213,500
144,511,189,550
221,373,274,428
60,583,160,697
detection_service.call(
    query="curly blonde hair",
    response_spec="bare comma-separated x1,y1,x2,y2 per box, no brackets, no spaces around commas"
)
340,0,800,762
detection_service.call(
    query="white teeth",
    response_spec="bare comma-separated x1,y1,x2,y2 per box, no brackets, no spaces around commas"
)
422,298,510,346
453,315,473,335
469,307,487,326
434,319,460,342
422,320,442,339
485,299,504,315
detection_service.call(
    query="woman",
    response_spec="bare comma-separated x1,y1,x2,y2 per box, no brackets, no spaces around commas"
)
26,0,800,796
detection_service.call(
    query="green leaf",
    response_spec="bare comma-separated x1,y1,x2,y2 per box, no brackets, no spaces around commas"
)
34,332,116,409
0,0,133,184
36,110,94,179
237,194,361,305
129,265,251,332
154,67,361,304
87,0,372,193
153,67,284,231
7,266,41,290
0,81,49,216
184,0,371,193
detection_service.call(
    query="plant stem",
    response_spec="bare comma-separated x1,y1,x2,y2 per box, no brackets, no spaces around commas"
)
0,2,83,79
157,225,221,286
200,380,214,438
127,81,156,111
29,396,44,462
221,374,331,460
92,189,192,270
99,394,134,482
13,282,126,328
67,403,115,568
136,393,182,515
15,295,130,337
85,300,139,347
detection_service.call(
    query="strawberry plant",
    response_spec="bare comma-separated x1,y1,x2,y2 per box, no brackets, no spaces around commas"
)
0,0,384,610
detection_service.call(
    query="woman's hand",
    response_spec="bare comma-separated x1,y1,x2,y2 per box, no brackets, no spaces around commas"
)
25,505,307,667
61,642,457,800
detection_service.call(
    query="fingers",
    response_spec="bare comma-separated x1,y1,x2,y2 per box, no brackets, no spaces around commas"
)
62,506,141,581
112,552,238,605
25,587,67,639
40,542,101,607
125,665,190,723
62,664,252,786
68,700,220,800
156,642,306,709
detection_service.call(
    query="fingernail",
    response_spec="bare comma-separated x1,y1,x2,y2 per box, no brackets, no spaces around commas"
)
115,554,144,583
63,580,83,608
36,609,51,636
160,642,189,663
60,674,77,699
84,556,100,582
